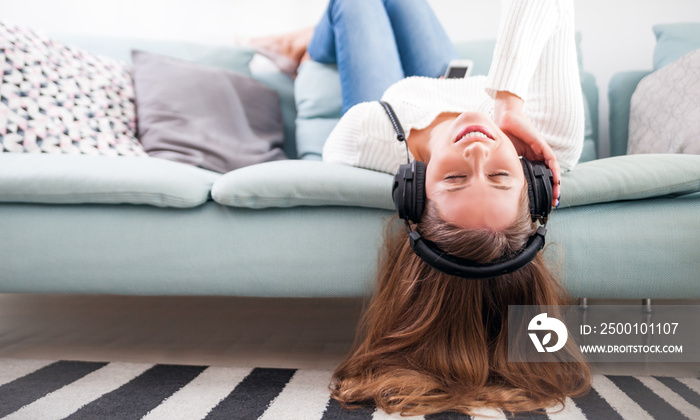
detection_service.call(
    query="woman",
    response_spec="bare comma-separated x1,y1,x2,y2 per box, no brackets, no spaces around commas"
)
255,0,590,415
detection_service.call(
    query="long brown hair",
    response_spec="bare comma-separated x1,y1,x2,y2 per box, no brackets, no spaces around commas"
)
331,192,591,416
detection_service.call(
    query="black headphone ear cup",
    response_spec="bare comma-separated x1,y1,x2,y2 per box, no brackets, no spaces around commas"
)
521,158,553,222
410,161,427,223
521,159,537,220
392,161,427,223
392,164,410,221
535,161,554,220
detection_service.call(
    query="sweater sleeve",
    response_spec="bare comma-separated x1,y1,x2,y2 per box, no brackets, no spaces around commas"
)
485,0,562,101
486,0,584,170
322,103,366,168
322,101,410,174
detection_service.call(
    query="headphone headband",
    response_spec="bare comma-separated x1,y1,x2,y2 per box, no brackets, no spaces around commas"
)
380,100,553,279
409,226,547,279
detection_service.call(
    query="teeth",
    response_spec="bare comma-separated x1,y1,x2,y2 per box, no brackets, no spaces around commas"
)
459,131,490,141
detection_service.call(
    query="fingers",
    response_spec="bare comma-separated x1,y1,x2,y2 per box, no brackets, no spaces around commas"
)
539,143,561,207
549,157,561,208
496,110,561,207
524,136,561,207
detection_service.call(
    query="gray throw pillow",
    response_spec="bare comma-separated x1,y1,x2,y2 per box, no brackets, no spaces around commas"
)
628,49,700,155
131,50,287,174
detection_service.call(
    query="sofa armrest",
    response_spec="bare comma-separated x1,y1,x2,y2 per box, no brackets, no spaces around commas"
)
608,70,653,157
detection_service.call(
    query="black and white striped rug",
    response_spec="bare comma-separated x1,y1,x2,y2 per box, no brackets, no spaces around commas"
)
1,358,699,420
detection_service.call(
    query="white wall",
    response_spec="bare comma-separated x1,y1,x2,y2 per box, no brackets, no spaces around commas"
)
2,0,699,156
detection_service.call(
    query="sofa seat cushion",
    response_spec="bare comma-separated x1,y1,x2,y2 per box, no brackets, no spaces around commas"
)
561,154,700,207
212,160,394,210
213,155,700,211
0,153,220,207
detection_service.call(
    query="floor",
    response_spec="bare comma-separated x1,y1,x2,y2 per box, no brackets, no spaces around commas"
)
0,294,698,378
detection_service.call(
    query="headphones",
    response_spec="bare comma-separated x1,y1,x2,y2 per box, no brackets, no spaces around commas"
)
379,101,553,279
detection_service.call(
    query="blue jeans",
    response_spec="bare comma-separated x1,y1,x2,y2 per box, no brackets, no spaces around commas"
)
307,0,458,114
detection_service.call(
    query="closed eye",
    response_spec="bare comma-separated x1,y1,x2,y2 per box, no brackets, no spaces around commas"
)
489,171,510,178
444,174,466,182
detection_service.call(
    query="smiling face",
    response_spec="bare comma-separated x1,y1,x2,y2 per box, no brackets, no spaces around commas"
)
415,111,526,231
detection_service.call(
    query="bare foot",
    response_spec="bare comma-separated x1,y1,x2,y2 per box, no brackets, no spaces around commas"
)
300,51,312,64
250,27,314,76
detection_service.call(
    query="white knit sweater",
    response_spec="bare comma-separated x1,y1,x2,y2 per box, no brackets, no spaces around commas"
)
322,0,584,174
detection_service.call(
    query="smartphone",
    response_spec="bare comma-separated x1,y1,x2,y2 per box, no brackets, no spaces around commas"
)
444,59,474,78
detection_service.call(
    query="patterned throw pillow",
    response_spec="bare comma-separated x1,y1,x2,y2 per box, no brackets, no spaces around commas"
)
628,49,700,155
0,21,146,156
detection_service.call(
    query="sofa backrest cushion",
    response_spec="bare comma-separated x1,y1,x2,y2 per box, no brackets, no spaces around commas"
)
250,71,298,159
51,34,257,77
453,34,584,77
607,70,652,157
653,23,700,70
293,61,343,160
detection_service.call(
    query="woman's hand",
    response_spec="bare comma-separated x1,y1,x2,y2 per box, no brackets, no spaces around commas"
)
494,91,560,207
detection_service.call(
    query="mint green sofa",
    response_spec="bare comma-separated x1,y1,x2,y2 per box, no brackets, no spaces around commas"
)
1,30,699,299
